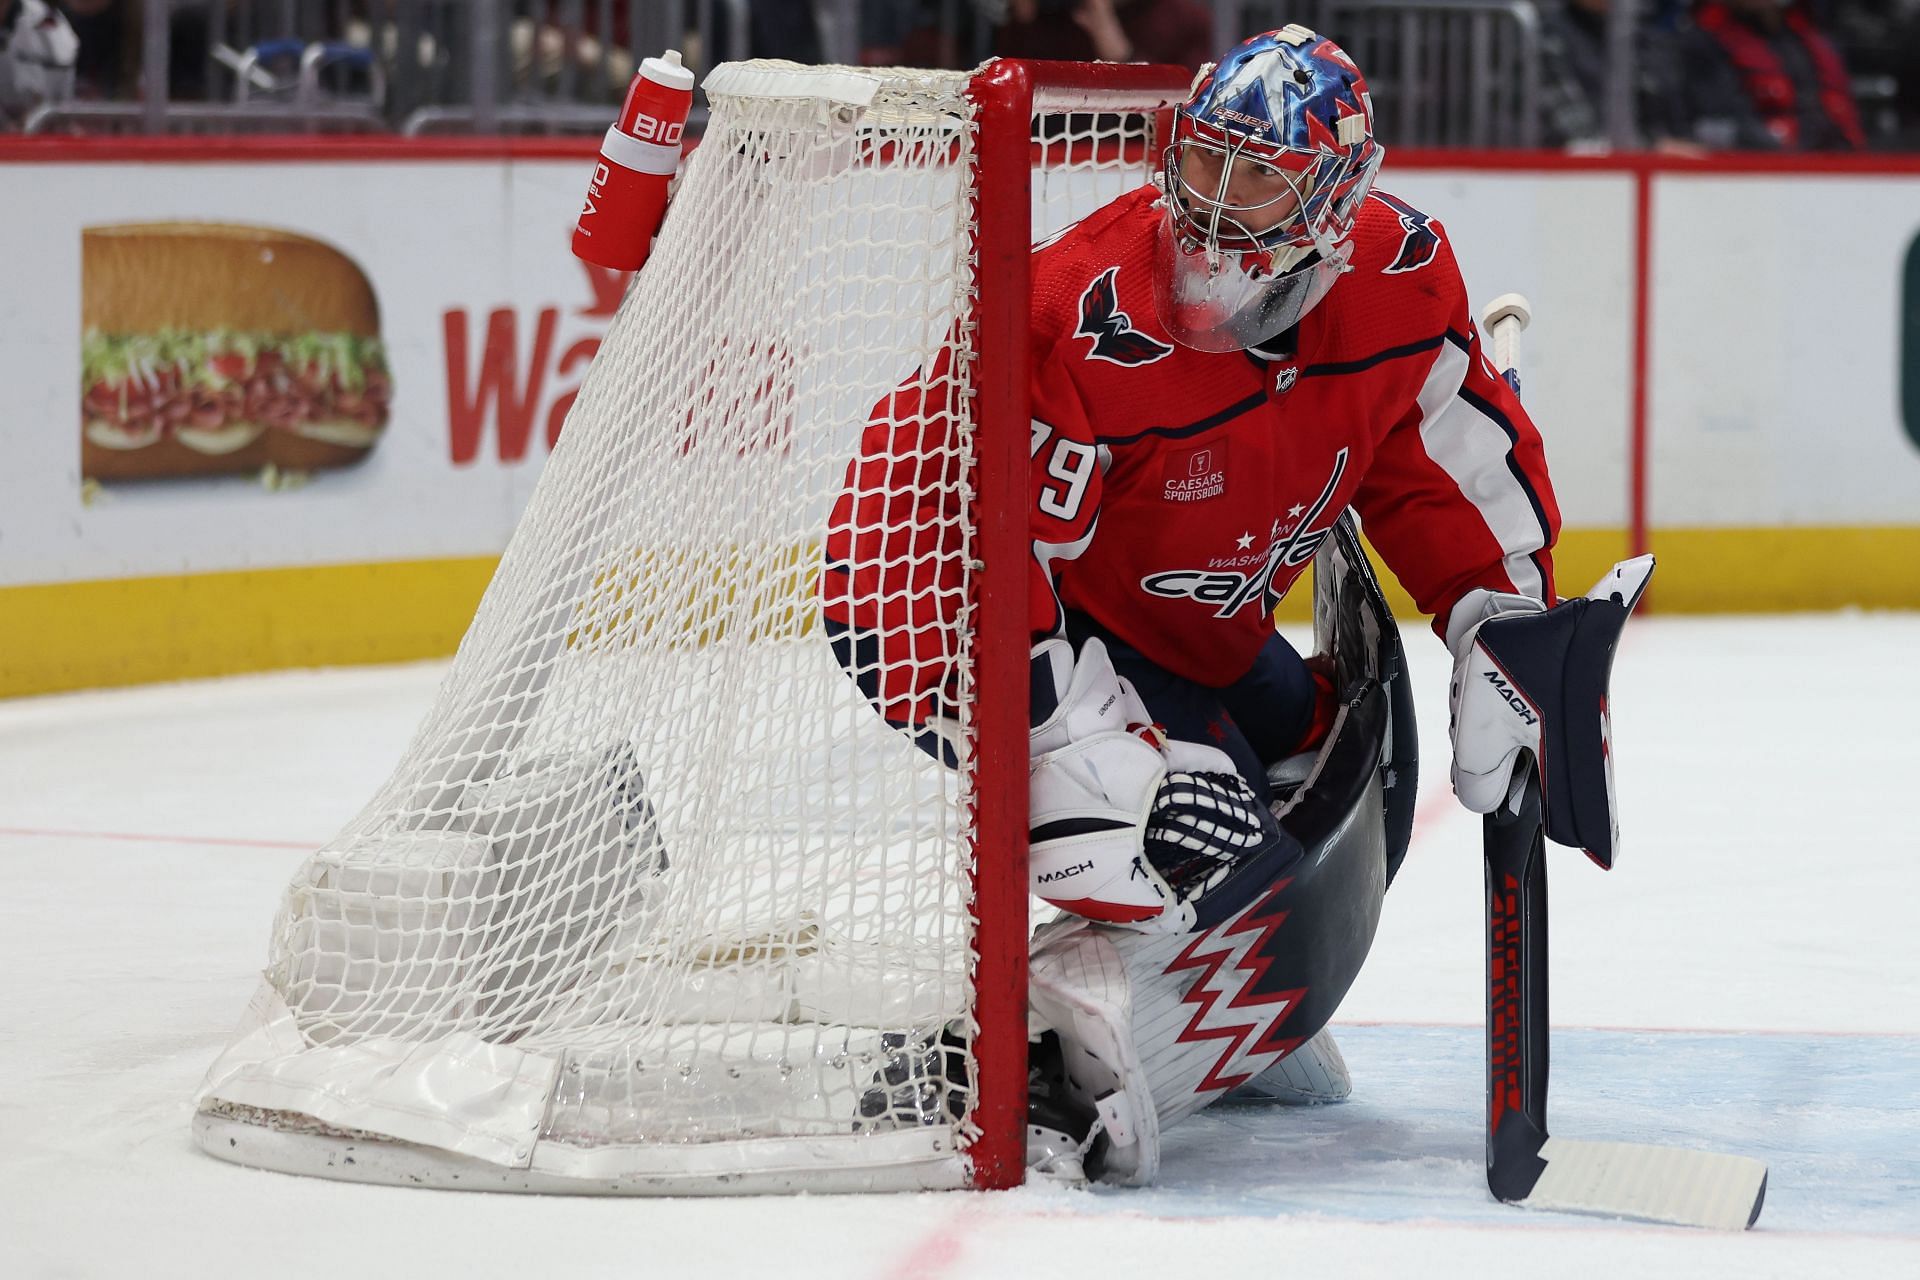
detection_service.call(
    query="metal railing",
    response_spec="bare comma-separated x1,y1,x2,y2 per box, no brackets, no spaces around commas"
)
1324,0,1542,148
1227,0,1541,148
23,0,754,136
20,0,1551,147
30,0,389,134
402,0,750,134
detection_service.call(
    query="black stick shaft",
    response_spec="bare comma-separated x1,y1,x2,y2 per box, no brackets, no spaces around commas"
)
1485,772,1551,1201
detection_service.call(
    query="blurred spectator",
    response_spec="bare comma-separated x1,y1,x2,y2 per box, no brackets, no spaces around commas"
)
515,2,637,94
750,0,824,62
0,0,78,122
56,0,217,103
991,0,1212,71
1538,0,1700,150
862,0,989,68
1680,0,1866,149
707,0,822,64
59,0,127,100
1828,0,1920,146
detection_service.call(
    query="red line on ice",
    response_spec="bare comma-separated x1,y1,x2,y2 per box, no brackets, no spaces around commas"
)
877,1207,976,1280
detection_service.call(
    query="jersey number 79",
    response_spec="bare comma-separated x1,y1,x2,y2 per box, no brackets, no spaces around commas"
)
1032,423,1097,522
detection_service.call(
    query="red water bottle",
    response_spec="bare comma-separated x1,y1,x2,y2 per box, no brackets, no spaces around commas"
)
572,49,696,272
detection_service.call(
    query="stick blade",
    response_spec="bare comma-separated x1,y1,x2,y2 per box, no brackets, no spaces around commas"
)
1513,1137,1768,1230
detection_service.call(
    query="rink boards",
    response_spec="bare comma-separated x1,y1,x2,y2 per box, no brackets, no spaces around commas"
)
3,144,1920,697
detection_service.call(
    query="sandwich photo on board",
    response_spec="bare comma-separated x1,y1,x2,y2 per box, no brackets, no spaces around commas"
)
80,222,392,485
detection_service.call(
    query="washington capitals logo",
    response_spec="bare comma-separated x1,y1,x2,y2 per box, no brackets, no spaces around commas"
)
1076,267,1174,367
1164,878,1307,1094
1376,192,1442,274
1140,448,1349,617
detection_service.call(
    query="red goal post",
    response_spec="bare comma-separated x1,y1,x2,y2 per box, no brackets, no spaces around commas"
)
192,59,1191,1196
968,58,1188,1188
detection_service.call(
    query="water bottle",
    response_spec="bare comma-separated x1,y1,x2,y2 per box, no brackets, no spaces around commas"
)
572,49,696,272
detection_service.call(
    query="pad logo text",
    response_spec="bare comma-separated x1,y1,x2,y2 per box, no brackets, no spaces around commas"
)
1482,671,1539,725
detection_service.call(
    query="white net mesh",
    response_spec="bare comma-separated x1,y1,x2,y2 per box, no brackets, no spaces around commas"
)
195,61,1180,1193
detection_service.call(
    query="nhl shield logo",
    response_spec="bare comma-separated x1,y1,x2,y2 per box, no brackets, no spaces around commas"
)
1273,365,1299,393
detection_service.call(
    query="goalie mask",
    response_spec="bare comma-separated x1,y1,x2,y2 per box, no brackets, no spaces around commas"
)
1155,26,1383,352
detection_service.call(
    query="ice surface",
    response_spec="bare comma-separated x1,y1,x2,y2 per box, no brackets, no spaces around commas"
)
2,615,1916,1278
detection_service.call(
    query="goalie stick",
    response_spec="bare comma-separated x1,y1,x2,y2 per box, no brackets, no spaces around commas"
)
1478,295,1768,1231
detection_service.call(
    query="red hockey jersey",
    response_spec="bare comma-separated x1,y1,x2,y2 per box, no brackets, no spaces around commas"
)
822,184,1560,732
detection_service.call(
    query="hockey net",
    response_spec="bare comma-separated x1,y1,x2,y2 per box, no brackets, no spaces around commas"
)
193,59,1187,1194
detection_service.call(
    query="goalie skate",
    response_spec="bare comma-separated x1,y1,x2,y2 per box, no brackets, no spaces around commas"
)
1224,1026,1351,1104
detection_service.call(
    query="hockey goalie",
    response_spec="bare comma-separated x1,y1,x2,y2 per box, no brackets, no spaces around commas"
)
822,25,1567,1184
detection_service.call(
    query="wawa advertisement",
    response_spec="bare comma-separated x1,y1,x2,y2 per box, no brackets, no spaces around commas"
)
0,157,620,590
1,154,1631,596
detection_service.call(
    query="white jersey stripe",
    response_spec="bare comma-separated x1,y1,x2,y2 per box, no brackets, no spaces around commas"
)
1412,339,1549,601
1034,518,1099,639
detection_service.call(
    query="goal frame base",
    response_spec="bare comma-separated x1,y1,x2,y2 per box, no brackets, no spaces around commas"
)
192,1109,973,1196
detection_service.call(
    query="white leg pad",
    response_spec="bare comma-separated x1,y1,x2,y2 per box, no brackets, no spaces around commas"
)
1027,918,1163,1186
1030,892,1338,1184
